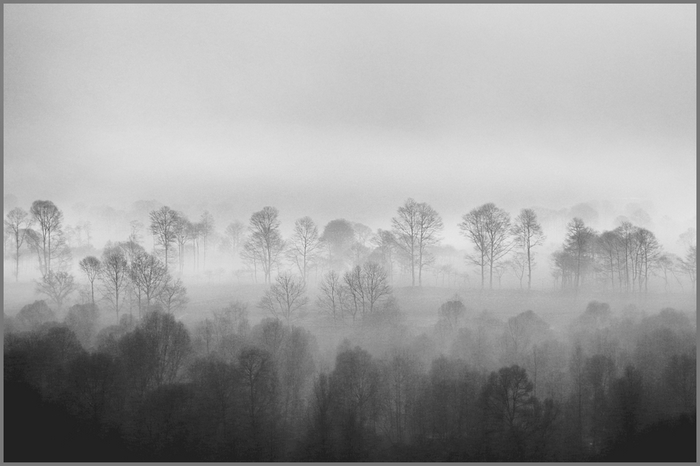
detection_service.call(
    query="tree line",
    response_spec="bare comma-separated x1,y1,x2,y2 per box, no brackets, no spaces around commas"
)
5,199,696,306
552,218,696,294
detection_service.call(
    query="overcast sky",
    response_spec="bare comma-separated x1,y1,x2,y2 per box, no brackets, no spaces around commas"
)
4,4,696,245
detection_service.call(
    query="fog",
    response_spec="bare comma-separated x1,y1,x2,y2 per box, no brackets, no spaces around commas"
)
4,5,696,230
3,4,696,463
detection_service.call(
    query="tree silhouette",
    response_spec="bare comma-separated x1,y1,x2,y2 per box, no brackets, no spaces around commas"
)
248,207,284,284
259,273,308,327
287,216,322,283
4,207,33,281
79,256,101,306
511,209,545,290
149,206,179,273
460,203,511,290
30,200,64,275
391,198,443,287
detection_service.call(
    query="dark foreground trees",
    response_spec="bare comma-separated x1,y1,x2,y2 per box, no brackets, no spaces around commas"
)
4,301,696,462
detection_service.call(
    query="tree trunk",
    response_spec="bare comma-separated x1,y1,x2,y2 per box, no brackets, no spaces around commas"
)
410,246,415,287
527,243,532,290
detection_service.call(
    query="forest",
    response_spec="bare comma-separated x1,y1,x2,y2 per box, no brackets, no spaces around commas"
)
3,196,697,462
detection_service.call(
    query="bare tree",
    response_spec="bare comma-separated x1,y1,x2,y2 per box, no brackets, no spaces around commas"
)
158,277,189,314
199,211,215,270
392,199,418,286
287,216,322,283
317,270,349,322
635,227,661,294
597,230,623,292
173,214,191,274
565,218,596,291
460,207,487,290
654,253,682,293
130,252,168,313
460,203,511,290
248,206,285,284
343,265,365,323
79,256,102,306
188,221,202,272
36,271,76,308
29,200,64,275
343,262,392,322
149,206,179,272
511,208,545,290
259,273,308,327
679,244,696,294
4,207,33,281
391,198,444,287
615,221,638,293
360,262,392,315
482,204,512,290
26,228,72,276
100,246,129,324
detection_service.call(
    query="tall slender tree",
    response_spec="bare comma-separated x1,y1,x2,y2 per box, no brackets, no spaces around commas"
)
634,227,661,294
100,246,129,324
173,214,191,275
317,270,348,322
597,230,623,292
79,256,101,306
199,211,215,270
391,198,443,287
511,208,545,290
460,203,511,290
287,216,322,283
460,207,488,290
130,252,168,313
149,206,179,273
30,200,64,275
4,207,33,281
248,207,285,284
615,221,638,293
679,244,696,294
564,218,596,291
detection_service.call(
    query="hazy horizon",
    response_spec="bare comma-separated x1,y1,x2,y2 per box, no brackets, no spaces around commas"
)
4,4,696,249
3,6,697,462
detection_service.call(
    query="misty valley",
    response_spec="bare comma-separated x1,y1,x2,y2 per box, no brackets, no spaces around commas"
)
3,198,696,462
